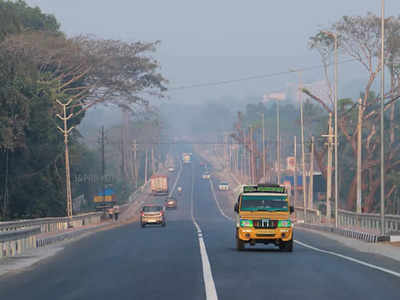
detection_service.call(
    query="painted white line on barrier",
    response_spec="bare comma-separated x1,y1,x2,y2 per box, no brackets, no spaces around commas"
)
191,167,218,300
295,240,400,279
209,179,233,222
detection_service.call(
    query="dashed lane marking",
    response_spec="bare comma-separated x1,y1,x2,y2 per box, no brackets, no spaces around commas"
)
191,167,219,300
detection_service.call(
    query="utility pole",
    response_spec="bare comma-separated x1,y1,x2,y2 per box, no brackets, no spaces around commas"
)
101,126,106,204
224,133,227,169
133,140,138,189
151,145,155,175
145,148,148,184
250,127,256,184
323,113,334,221
356,98,363,213
334,31,339,229
277,100,281,184
247,135,251,183
262,112,266,182
322,30,339,227
297,71,307,221
56,99,74,219
308,136,314,209
236,144,239,175
294,136,298,207
241,145,245,182
380,0,385,235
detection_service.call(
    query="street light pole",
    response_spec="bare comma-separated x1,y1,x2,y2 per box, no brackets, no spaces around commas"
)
262,112,266,182
277,99,281,184
291,70,307,221
322,30,339,227
380,0,385,235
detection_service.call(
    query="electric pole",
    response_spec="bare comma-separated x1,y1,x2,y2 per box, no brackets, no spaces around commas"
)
294,136,298,207
308,136,314,209
357,98,363,213
151,145,155,175
133,140,138,189
323,113,333,221
277,100,281,184
101,126,105,204
298,71,307,220
56,99,74,219
145,148,148,184
380,0,385,234
262,112,266,182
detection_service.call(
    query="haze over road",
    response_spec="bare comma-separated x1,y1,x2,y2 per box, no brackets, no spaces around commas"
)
1,147,399,300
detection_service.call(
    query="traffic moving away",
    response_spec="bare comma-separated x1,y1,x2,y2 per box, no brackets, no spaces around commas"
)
140,205,166,227
150,174,169,195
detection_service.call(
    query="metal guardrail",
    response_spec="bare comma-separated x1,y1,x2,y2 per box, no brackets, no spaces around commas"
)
0,212,103,258
337,209,400,234
0,226,41,258
295,207,400,242
0,212,102,233
36,223,111,248
295,207,321,224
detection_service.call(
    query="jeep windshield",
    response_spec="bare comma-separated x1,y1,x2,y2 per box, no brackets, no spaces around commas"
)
240,194,288,212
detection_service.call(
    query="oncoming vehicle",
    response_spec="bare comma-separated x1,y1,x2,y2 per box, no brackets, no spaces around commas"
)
202,172,210,179
165,197,177,209
218,182,229,191
177,186,183,193
168,167,175,172
140,205,166,227
234,184,294,252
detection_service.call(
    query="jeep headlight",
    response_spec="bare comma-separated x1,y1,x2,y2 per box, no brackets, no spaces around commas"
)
278,220,292,228
240,219,253,227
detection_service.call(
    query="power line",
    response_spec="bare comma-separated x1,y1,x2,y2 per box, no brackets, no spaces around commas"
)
168,58,356,91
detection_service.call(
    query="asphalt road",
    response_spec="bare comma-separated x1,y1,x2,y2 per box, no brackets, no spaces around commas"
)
1,150,400,300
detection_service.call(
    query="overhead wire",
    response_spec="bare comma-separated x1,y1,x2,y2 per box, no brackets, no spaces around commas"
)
168,58,357,91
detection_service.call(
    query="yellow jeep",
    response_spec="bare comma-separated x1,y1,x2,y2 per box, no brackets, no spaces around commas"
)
234,184,294,252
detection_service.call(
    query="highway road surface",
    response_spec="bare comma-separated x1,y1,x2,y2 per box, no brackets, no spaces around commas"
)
1,150,400,300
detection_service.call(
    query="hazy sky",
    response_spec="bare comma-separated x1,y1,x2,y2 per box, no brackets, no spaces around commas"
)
25,0,400,104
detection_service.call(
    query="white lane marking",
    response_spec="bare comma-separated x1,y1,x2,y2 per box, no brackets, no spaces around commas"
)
191,167,219,300
295,240,400,279
169,158,183,197
209,179,233,221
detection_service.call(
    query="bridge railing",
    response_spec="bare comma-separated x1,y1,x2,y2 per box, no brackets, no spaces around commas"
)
0,212,103,258
294,207,321,224
0,212,103,234
295,206,400,236
0,226,41,258
337,209,400,234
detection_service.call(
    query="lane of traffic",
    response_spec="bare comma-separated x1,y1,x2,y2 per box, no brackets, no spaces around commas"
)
0,154,205,300
192,153,400,300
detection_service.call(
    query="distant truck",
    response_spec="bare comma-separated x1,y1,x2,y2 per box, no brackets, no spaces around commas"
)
182,153,192,164
150,174,168,195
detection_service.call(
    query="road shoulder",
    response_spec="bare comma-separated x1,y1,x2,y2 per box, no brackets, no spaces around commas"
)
296,226,400,263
